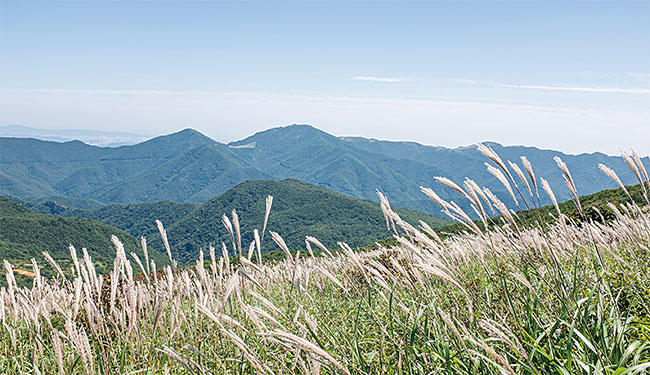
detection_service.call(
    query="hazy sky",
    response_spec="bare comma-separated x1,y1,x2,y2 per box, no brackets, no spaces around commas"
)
1,1,649,155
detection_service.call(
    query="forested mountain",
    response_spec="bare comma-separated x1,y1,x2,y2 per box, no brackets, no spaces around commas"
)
1,125,646,216
59,179,451,264
0,197,169,284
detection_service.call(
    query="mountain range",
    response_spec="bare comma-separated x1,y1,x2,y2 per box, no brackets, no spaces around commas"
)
1,124,646,216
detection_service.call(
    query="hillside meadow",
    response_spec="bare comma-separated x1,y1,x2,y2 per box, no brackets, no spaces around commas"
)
1,145,649,374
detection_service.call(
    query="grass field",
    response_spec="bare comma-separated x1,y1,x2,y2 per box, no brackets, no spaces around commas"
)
1,146,649,374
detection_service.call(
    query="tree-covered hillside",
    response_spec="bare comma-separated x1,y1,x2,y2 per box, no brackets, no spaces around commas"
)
0,197,169,285
161,179,452,263
54,179,451,264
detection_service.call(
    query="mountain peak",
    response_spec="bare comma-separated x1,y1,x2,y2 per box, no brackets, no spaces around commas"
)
149,128,217,146
172,128,209,138
229,124,337,148
177,127,201,134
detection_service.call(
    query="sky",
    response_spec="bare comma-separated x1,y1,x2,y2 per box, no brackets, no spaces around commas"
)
1,0,649,155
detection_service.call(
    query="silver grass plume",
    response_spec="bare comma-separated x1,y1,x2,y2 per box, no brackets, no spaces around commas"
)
141,236,150,274
541,178,560,216
434,176,472,202
477,143,516,183
485,163,518,207
420,186,451,213
232,209,242,257
222,214,236,255
156,220,175,268
508,160,533,199
623,151,649,204
631,150,649,187
599,163,630,198
261,195,273,243
554,156,583,217
521,156,539,198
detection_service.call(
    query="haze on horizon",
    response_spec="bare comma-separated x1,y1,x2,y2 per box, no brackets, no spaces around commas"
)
1,0,648,155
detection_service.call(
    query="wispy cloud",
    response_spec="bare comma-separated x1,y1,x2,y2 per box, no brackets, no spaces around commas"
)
454,78,650,95
352,75,404,83
496,84,650,95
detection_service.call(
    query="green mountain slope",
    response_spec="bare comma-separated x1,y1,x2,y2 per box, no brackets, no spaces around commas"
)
163,179,451,264
230,125,647,214
58,180,451,264
0,129,272,204
64,200,198,238
228,125,447,213
343,136,644,203
0,197,169,285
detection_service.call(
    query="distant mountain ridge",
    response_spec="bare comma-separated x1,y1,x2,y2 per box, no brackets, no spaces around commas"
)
0,125,150,147
1,124,646,216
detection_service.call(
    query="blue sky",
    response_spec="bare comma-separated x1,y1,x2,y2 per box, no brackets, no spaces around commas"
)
1,0,649,155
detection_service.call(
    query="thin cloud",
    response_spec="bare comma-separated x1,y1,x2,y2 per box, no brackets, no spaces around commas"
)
352,75,404,83
454,78,650,94
496,84,650,95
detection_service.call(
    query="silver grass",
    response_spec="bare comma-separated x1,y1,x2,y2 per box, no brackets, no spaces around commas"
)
254,229,262,266
69,245,80,277
508,160,533,198
479,319,528,360
222,214,236,255
541,178,560,216
261,195,273,243
486,163,518,206
465,336,516,375
209,245,217,278
51,329,65,375
141,236,150,274
554,156,583,216
42,252,66,281
521,156,539,198
621,151,643,188
265,330,351,375
483,188,518,234
599,163,629,197
31,258,42,292
247,241,255,261
156,220,175,268
222,243,230,276
437,308,467,351
305,236,334,258
625,151,649,203
131,252,149,283
3,260,16,291
477,143,511,178
447,201,482,235
631,150,649,187
463,178,488,227
467,179,495,214
434,176,472,202
232,209,242,257
271,231,293,262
